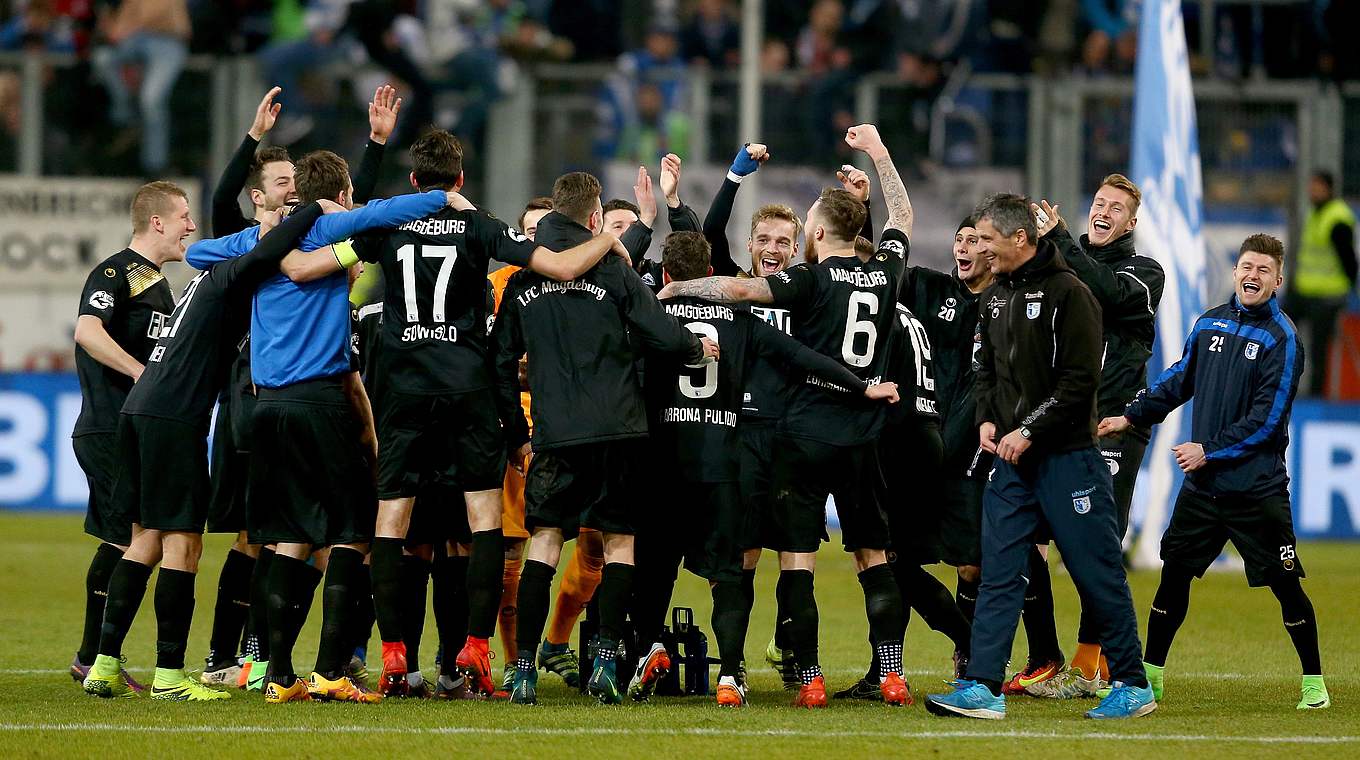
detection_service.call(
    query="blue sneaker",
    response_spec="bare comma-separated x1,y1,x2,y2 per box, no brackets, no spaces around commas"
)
1085,681,1157,719
924,679,1005,720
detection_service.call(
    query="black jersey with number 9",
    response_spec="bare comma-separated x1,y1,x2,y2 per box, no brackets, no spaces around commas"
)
353,207,537,395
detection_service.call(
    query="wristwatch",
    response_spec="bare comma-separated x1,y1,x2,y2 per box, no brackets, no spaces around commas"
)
1020,426,1032,440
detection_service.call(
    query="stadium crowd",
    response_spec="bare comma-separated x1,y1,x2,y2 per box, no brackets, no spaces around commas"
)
2,0,1358,177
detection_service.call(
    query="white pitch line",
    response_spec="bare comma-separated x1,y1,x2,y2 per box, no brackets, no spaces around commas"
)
0,723,1353,744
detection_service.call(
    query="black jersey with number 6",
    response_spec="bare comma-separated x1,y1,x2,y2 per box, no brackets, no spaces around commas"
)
646,296,869,482
121,204,324,425
765,228,908,445
352,206,538,395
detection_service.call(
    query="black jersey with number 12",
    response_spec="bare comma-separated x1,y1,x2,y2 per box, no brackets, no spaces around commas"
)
765,228,908,445
353,207,538,395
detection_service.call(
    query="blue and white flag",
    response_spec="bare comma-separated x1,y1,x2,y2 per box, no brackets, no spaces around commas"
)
1129,0,1209,568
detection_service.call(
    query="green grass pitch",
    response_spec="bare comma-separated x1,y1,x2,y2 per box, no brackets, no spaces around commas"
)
0,513,1355,758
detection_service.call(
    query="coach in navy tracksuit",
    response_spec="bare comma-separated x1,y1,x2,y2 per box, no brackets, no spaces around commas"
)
1101,234,1329,711
926,194,1153,721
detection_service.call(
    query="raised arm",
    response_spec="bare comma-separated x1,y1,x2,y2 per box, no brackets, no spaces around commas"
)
212,87,283,235
702,144,766,276
845,124,913,238
1035,201,1165,325
351,85,400,204
837,164,874,244
660,152,701,232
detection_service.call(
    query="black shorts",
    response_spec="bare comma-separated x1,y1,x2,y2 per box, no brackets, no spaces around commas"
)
737,421,776,551
936,476,984,567
74,432,131,545
879,418,945,564
407,478,472,547
639,481,743,583
112,414,211,533
376,388,505,499
1161,487,1304,587
249,378,377,547
767,436,888,553
206,402,249,534
524,440,644,537
1099,432,1148,539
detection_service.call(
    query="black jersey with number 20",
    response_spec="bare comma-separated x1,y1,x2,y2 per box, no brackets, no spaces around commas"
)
765,228,908,445
353,207,538,395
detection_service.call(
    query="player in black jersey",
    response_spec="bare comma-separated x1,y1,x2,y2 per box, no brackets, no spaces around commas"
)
657,123,914,707
347,131,633,698
198,85,400,688
80,202,325,702
834,239,974,701
493,171,718,706
68,181,187,693
631,231,899,707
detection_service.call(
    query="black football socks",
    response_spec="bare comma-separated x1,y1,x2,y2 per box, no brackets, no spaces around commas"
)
265,553,320,685
153,567,196,671
97,558,153,659
1270,578,1322,675
777,569,820,683
432,551,471,677
314,547,366,679
894,562,971,655
711,579,749,678
370,537,405,645
1144,566,1193,667
596,562,635,657
514,559,555,672
206,548,254,668
858,564,905,678
1021,546,1063,664
399,553,431,671
955,573,980,624
466,529,504,640
79,543,124,665
247,547,275,661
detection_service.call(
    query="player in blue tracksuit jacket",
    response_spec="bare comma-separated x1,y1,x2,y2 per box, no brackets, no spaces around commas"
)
1100,233,1329,712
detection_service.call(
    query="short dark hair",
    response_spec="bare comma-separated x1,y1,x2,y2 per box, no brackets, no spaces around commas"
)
410,129,464,190
1240,233,1285,271
294,150,351,204
603,198,640,217
551,172,602,225
246,147,292,193
814,187,866,242
130,181,188,234
1312,170,1335,191
519,196,553,229
662,231,712,282
956,215,978,233
974,193,1038,246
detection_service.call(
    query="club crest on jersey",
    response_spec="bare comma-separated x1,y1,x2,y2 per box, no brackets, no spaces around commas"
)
641,271,656,287
1245,342,1259,360
1026,302,1041,320
88,290,114,310
880,239,905,258
1073,496,1092,514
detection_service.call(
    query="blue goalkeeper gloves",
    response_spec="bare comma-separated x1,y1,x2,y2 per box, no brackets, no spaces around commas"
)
729,144,762,178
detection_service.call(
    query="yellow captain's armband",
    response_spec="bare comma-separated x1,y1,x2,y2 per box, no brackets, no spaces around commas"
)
334,240,359,268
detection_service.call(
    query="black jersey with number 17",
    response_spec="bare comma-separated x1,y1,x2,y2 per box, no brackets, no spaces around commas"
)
352,206,538,395
765,228,908,445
